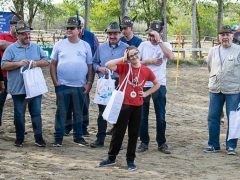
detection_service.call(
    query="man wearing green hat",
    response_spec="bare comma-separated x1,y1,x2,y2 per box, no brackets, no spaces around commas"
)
1,20,49,147
91,21,128,148
204,25,240,155
50,16,93,147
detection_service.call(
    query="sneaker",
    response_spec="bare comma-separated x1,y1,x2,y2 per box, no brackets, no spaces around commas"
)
52,143,62,147
127,162,137,171
74,138,89,146
158,143,171,154
99,159,116,167
227,147,236,155
15,139,23,147
64,131,71,136
83,130,90,137
137,142,148,153
90,140,104,148
203,146,220,153
35,137,46,147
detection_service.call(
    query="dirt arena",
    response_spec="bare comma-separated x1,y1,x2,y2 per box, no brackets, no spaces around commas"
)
0,64,239,180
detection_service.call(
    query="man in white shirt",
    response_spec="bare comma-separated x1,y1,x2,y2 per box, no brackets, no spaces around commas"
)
137,20,174,154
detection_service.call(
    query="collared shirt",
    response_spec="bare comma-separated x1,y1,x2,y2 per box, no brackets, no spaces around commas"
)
93,40,128,78
120,35,142,47
1,41,47,95
81,29,99,56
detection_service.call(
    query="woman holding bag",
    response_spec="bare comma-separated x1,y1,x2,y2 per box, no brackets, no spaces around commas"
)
99,46,160,170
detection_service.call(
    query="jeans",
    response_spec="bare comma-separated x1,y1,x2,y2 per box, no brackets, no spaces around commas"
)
12,94,43,141
208,92,240,149
108,105,141,163
65,93,89,134
140,86,167,146
0,77,7,126
54,85,85,143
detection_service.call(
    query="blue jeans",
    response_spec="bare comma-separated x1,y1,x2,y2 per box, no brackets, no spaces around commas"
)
54,85,85,143
140,86,167,146
0,77,7,126
12,94,43,141
65,93,89,134
208,92,240,149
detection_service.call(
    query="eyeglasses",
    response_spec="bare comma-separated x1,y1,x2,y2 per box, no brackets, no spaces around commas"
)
128,52,139,58
149,34,154,37
66,27,77,30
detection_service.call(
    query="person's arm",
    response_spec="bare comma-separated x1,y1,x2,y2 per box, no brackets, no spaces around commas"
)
31,59,49,68
105,51,127,71
0,40,12,50
1,60,29,71
50,60,59,86
140,79,160,97
141,58,163,66
151,31,174,60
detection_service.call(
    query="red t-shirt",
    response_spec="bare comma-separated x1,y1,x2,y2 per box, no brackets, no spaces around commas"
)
116,63,156,106
0,33,17,77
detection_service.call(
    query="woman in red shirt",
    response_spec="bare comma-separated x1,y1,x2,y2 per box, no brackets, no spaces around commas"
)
99,46,160,170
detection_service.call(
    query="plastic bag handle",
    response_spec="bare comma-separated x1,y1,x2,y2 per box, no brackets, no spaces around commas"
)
20,60,32,74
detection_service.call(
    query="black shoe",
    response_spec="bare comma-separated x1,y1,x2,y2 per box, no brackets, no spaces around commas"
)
64,130,71,136
158,143,171,154
74,138,89,146
15,139,23,147
90,140,104,148
83,130,90,137
137,142,148,153
35,137,46,147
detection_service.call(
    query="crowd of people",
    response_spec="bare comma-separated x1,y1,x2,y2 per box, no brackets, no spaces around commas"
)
0,14,239,171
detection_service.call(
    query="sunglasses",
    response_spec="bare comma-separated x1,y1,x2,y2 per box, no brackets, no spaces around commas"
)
66,27,77,30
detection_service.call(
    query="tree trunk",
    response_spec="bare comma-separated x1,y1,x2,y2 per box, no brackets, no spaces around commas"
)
12,0,24,20
84,0,90,30
161,0,167,41
119,0,128,19
196,6,202,58
191,0,197,59
217,0,223,34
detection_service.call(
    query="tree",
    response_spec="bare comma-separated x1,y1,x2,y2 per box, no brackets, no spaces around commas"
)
119,0,128,18
191,0,197,59
160,0,167,41
84,0,90,29
217,0,223,33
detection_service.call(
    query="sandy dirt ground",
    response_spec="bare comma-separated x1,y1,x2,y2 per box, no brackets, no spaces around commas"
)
0,64,239,180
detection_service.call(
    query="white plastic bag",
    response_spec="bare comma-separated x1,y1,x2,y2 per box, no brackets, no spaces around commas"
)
20,60,48,99
93,69,115,105
102,64,130,124
228,106,240,141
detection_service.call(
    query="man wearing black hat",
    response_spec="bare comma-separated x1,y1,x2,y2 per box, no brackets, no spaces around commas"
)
0,15,21,130
137,20,174,154
50,17,93,147
1,20,49,147
91,21,128,148
120,16,142,47
203,25,240,155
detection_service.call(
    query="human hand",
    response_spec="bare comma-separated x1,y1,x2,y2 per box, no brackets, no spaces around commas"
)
98,67,108,75
31,61,37,68
139,89,149,98
18,60,29,67
152,58,163,66
0,81,5,94
149,31,161,43
83,83,91,94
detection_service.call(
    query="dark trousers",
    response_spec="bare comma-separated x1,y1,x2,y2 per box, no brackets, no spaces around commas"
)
0,77,7,126
108,105,141,163
65,93,89,134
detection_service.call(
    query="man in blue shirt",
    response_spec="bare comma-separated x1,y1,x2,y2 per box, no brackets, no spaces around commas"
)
50,17,93,147
120,16,142,47
1,20,49,147
65,16,99,137
90,21,128,148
